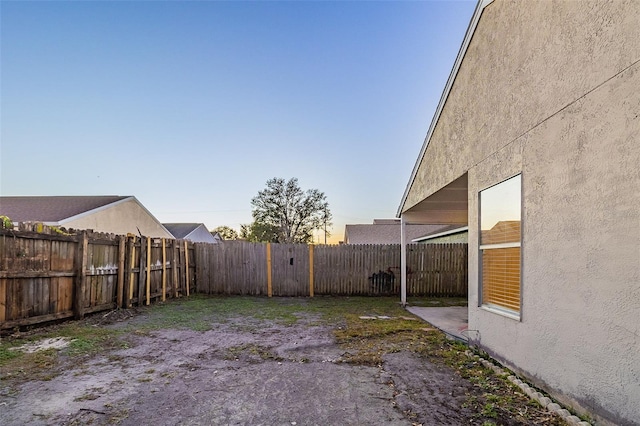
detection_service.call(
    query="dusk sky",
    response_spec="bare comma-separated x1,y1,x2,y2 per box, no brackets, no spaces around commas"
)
1,0,476,243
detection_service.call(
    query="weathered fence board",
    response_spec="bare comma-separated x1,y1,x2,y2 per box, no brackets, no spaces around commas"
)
0,224,195,329
406,244,468,296
2,223,467,330
196,242,467,297
195,241,267,295
271,244,309,296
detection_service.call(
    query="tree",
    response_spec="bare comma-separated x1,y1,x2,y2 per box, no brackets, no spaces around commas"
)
212,225,238,241
250,177,332,244
239,222,280,243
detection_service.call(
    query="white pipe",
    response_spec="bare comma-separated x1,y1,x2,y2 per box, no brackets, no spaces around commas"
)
400,215,407,306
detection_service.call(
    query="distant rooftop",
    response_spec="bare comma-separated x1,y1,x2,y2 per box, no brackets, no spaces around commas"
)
0,196,130,222
163,223,202,239
344,219,450,244
372,218,400,225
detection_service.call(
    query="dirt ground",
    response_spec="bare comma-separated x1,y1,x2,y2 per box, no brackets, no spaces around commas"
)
0,297,564,426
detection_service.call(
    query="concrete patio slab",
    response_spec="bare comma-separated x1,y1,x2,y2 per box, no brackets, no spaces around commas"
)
405,306,469,342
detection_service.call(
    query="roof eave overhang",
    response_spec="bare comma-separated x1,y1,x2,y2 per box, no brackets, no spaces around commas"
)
397,0,493,218
58,196,173,237
412,226,469,243
57,196,134,225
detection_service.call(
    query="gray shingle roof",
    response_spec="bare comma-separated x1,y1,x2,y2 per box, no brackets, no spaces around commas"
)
344,223,451,244
162,223,202,239
0,196,130,222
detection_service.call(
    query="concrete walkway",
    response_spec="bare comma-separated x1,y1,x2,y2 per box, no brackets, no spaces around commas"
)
405,306,469,342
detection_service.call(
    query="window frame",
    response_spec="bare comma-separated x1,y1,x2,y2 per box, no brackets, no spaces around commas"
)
478,174,523,320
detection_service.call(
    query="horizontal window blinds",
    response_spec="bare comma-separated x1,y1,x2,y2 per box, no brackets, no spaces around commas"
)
482,247,520,312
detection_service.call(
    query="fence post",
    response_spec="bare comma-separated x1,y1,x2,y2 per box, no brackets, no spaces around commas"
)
171,239,178,297
73,231,88,320
138,237,147,306
146,237,151,305
184,240,190,297
117,235,126,308
266,243,272,297
123,236,134,308
194,243,207,295
162,238,167,301
309,244,314,297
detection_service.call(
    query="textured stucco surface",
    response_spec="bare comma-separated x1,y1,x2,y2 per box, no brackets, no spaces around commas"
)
402,1,640,424
469,61,640,425
63,198,173,238
419,232,468,244
403,0,640,211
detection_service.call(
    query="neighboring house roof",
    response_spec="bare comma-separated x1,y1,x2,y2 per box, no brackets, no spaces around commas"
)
163,223,220,244
373,219,400,225
480,221,520,245
0,195,172,238
163,223,202,239
344,221,450,244
0,195,130,222
397,0,493,216
412,226,469,243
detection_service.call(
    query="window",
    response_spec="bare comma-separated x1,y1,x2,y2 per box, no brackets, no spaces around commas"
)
479,174,521,317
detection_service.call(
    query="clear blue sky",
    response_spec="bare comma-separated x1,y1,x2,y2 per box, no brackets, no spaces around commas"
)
1,0,475,242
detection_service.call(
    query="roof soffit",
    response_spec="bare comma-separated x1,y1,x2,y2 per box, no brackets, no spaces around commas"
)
397,0,492,216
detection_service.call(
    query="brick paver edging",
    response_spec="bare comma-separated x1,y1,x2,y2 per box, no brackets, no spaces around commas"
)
464,350,591,426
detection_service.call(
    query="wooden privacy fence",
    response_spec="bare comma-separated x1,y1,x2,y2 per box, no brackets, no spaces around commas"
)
0,224,195,330
196,242,468,297
1,225,467,330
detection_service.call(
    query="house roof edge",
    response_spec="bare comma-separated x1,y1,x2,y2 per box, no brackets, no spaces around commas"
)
397,0,493,218
56,196,135,225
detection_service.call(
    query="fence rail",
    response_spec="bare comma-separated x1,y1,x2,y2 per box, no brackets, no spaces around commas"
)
196,242,468,297
0,224,194,330
1,225,468,329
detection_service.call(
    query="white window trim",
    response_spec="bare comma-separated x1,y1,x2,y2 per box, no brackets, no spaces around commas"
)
479,173,523,320
479,241,520,250
481,304,521,321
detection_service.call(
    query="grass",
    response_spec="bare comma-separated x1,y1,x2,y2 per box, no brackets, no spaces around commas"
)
0,295,562,425
134,294,428,331
407,296,468,307
225,343,283,362
321,298,563,424
0,321,124,381
0,295,438,383
0,345,21,363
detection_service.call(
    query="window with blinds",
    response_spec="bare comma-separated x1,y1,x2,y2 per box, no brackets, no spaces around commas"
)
479,174,521,317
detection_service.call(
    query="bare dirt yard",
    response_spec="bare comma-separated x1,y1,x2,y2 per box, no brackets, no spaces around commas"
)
0,296,566,426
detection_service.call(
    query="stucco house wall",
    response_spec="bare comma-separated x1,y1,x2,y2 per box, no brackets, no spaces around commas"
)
400,1,640,424
404,0,640,210
62,198,173,239
417,232,468,244
344,222,447,244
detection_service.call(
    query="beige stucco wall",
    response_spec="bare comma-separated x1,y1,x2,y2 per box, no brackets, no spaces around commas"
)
420,232,468,244
61,198,173,238
404,0,640,210
403,1,640,424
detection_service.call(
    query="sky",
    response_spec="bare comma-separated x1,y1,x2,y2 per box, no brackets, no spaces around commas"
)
1,0,476,243
480,174,521,231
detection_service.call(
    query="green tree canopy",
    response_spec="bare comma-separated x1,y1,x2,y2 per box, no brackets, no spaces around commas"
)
250,177,332,244
239,221,280,243
211,225,238,241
